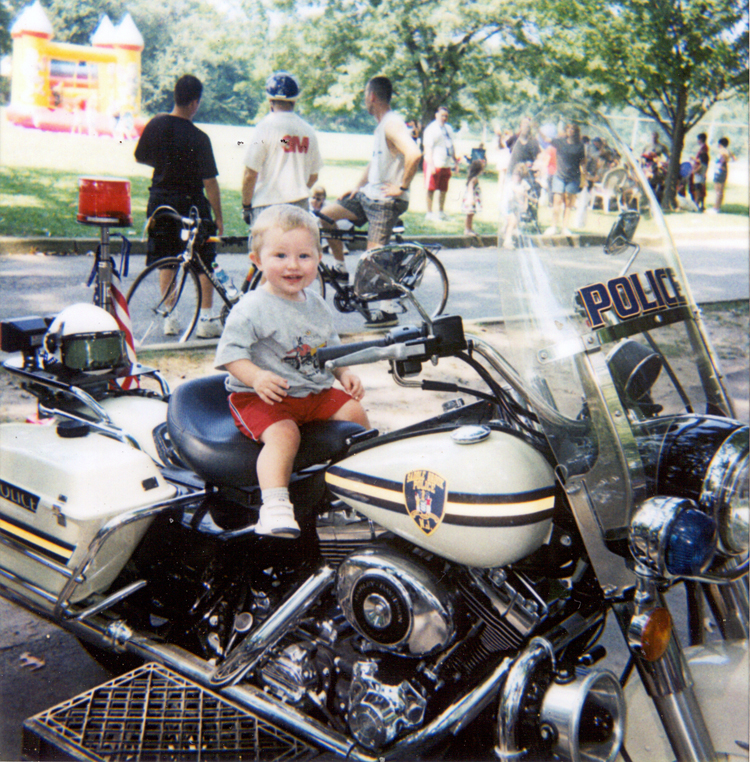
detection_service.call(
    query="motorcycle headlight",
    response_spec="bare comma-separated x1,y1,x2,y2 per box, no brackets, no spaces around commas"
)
700,428,749,556
630,496,717,578
637,417,749,559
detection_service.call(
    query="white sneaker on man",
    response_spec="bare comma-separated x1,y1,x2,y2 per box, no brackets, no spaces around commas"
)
163,315,181,336
196,317,222,339
542,226,559,237
255,502,300,539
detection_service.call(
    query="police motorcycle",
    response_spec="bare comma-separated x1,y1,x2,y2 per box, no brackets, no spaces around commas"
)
0,102,747,762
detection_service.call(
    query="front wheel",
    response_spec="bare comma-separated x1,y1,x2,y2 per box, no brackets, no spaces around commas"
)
126,258,202,349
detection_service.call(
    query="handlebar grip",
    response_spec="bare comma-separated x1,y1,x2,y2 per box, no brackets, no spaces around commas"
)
314,325,425,369
315,337,390,368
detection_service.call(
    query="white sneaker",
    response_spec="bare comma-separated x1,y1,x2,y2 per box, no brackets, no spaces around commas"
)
437,211,449,221
163,315,181,336
425,212,437,222
562,228,573,236
364,310,399,329
196,317,222,339
542,226,558,237
255,502,300,539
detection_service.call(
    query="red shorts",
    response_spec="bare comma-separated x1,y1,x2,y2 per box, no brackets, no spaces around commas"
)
228,388,352,441
426,165,452,192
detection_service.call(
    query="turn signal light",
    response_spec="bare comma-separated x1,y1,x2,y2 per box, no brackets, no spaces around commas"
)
629,607,673,662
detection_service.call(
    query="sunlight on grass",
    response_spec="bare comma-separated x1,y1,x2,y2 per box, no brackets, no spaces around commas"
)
0,194,44,208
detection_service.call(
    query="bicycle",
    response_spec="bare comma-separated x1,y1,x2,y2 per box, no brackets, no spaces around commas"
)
245,213,449,324
125,206,241,349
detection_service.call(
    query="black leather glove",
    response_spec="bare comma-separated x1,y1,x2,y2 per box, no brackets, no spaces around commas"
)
242,205,253,226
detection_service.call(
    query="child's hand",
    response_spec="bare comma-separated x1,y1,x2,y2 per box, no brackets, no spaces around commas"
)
253,370,290,405
337,369,365,401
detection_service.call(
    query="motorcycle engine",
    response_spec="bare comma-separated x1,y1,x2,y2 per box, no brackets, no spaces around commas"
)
336,546,456,656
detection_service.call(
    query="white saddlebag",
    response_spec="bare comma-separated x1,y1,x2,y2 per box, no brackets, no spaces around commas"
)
0,423,176,603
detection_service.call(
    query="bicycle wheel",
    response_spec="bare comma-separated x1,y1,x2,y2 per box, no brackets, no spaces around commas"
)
126,258,202,349
397,249,449,320
247,266,326,299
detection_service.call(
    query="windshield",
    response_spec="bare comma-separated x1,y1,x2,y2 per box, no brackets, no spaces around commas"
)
494,104,733,539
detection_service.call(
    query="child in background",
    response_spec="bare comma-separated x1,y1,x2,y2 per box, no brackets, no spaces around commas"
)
462,159,484,238
215,205,369,538
310,184,350,255
309,185,327,214
502,163,532,249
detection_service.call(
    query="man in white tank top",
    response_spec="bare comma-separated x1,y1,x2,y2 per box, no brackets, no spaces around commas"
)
320,76,421,327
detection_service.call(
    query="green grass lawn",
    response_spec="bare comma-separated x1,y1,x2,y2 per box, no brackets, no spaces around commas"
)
1,110,747,240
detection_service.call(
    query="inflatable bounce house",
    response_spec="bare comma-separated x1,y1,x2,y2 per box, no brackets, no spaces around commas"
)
7,0,145,137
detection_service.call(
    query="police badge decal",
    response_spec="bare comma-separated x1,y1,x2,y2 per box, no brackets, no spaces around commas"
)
404,469,447,536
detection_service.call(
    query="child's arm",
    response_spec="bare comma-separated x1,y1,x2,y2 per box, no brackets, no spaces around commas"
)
333,367,365,401
224,358,290,405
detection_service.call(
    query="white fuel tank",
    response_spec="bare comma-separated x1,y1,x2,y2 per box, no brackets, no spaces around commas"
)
0,422,176,603
326,426,555,568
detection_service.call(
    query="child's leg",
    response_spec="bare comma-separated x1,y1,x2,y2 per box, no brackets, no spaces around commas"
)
503,214,518,247
256,419,302,538
331,399,370,429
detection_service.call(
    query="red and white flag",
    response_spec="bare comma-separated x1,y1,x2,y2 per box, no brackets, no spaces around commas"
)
109,281,138,389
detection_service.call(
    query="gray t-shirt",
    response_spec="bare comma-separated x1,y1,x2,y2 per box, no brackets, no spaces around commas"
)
215,287,341,395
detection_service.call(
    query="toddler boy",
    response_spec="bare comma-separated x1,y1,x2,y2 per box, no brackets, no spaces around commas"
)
215,205,369,538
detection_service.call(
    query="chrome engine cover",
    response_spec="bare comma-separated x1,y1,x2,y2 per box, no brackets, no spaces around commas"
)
336,546,455,655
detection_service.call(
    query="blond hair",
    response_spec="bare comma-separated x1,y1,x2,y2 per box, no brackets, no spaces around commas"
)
251,204,322,258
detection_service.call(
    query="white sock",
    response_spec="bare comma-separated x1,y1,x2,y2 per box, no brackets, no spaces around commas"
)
262,487,292,506
200,308,213,320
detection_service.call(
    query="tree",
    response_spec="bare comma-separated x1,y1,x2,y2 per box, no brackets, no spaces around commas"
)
521,0,749,209
267,0,528,133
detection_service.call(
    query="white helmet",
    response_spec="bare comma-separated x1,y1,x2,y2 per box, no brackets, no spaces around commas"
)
41,303,127,373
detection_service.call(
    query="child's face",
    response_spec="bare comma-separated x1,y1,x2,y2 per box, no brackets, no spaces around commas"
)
310,193,326,211
252,226,321,301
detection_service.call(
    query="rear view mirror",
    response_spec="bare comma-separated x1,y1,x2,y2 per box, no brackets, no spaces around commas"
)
605,211,640,256
353,246,428,300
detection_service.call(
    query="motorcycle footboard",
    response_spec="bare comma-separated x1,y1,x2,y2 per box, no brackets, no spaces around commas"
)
22,661,319,762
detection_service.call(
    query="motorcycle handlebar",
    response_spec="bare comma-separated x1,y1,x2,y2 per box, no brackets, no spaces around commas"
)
315,325,425,369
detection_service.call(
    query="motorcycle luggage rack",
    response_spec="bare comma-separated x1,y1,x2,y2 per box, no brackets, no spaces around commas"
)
22,661,318,762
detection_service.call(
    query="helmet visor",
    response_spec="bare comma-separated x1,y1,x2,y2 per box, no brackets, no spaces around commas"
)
61,330,127,371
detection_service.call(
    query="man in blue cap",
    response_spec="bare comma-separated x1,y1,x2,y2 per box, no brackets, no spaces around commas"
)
241,72,323,237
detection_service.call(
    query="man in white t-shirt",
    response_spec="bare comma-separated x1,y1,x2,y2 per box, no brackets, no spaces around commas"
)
423,106,458,221
317,76,421,328
241,72,322,239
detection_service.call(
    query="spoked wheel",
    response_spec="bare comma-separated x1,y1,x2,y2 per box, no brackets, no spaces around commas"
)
126,258,201,349
396,250,449,320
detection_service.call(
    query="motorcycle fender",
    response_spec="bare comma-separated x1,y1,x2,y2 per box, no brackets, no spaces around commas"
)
0,423,175,603
623,640,749,760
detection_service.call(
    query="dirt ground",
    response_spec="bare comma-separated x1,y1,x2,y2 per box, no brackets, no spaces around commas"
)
1,306,748,428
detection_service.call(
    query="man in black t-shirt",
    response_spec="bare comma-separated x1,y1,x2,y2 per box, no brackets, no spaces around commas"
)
135,75,224,338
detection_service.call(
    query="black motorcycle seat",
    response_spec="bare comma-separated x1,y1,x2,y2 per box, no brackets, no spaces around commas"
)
167,374,365,488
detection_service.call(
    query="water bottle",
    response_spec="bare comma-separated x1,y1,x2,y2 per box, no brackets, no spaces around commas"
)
213,262,238,300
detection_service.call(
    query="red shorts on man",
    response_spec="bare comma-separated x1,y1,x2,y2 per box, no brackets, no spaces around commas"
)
426,166,452,192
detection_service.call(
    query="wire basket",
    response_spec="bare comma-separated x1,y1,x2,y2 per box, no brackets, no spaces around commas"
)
23,661,317,761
